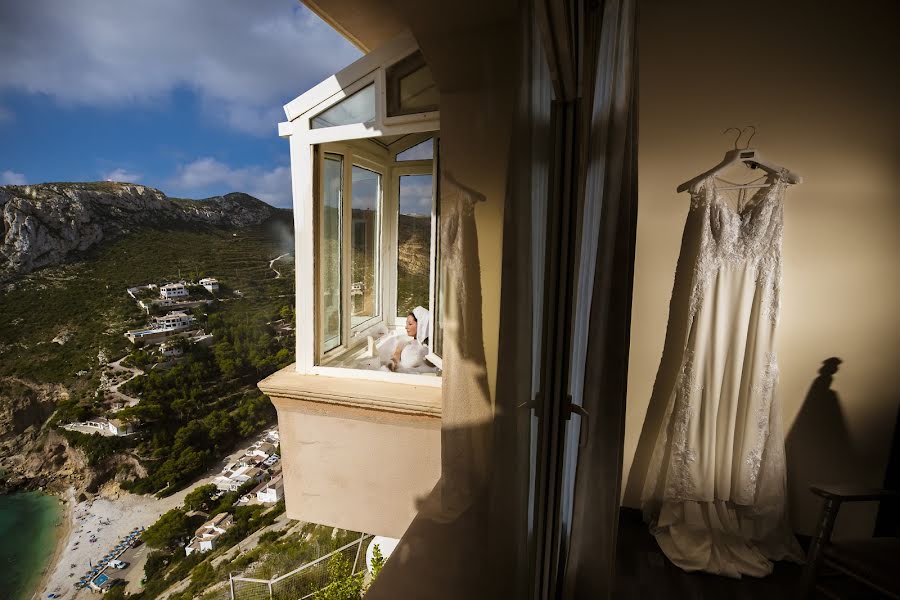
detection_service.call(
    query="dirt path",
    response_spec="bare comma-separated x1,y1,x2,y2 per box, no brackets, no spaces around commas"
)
105,356,143,409
268,253,291,279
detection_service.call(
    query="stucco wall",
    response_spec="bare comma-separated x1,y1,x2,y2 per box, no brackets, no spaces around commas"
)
622,1,900,537
272,396,441,539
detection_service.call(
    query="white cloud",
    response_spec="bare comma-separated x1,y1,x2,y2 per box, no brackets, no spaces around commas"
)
103,168,142,183
1,170,26,185
0,1,361,136
168,157,291,207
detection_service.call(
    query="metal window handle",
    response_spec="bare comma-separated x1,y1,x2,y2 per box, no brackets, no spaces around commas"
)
517,393,540,411
568,402,590,448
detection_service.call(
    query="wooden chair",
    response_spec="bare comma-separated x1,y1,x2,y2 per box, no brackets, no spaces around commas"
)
802,485,900,599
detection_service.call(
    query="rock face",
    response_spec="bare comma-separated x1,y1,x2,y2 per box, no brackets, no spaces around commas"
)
0,182,280,280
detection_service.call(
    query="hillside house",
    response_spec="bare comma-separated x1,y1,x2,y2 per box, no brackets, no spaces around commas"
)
185,512,233,556
78,417,133,436
253,474,284,504
214,465,265,492
249,442,276,458
199,277,219,292
153,311,192,330
159,342,184,357
159,282,188,299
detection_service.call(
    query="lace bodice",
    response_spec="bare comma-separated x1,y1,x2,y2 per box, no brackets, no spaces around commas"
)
686,169,788,327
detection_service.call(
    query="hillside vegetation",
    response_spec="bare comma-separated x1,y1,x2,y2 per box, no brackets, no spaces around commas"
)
0,195,295,495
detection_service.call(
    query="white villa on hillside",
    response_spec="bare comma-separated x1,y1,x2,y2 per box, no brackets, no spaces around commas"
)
159,282,188,299
154,311,193,330
185,513,233,556
199,277,219,292
71,417,133,436
214,465,265,492
159,342,184,357
125,310,194,344
253,474,284,504
248,442,276,458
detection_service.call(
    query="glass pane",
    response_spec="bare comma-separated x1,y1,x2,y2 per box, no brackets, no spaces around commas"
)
322,154,343,353
386,51,439,117
310,84,376,129
396,138,434,161
399,65,439,113
396,175,433,318
351,166,381,328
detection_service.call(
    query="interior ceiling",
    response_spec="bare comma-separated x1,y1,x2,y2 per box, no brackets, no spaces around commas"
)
301,0,521,91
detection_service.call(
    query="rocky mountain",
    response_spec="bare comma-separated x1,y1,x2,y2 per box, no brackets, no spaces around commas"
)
0,182,282,281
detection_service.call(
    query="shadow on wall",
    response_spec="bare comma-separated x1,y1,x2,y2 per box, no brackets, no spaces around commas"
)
622,204,703,505
785,358,858,522
365,173,507,600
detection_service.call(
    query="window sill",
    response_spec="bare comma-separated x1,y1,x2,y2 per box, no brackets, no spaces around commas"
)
258,364,441,418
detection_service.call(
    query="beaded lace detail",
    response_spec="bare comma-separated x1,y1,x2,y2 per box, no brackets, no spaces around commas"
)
687,170,787,331
665,349,702,499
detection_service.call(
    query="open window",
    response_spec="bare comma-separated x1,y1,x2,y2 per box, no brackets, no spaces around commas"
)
314,135,441,376
279,34,442,384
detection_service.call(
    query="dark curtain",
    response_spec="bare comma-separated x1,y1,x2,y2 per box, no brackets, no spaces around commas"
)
562,0,638,597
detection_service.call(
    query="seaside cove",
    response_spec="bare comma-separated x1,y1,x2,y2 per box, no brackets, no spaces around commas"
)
0,491,64,600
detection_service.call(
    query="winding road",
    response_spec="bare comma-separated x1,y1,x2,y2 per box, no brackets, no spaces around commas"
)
268,253,291,279
105,357,143,409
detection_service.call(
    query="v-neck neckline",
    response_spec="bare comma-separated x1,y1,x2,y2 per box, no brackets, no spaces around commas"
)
708,170,783,218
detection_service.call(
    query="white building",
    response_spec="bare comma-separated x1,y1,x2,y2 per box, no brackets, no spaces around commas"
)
199,277,219,292
254,474,284,504
214,465,265,492
78,417,133,436
160,282,189,299
248,442,276,459
107,419,133,436
159,342,184,357
153,311,193,331
185,512,233,556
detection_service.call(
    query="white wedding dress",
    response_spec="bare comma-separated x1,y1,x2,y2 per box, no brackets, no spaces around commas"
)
640,169,803,577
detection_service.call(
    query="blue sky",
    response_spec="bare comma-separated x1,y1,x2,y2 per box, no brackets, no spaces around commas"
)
0,0,361,208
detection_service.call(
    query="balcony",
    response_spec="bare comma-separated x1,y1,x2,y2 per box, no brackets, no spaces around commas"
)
258,365,441,538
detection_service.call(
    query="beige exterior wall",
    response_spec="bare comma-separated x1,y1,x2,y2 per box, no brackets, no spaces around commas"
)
271,394,441,539
623,1,900,537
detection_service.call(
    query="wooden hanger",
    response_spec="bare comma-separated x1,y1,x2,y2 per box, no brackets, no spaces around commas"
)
677,126,803,193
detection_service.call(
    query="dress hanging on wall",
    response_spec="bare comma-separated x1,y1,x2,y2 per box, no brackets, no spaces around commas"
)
640,169,803,577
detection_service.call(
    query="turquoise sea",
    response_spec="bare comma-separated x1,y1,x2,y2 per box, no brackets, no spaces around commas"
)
0,492,64,600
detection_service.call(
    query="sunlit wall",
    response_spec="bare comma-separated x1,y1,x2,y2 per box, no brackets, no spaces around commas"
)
623,0,900,537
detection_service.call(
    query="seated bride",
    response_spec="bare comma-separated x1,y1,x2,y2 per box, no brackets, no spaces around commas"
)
356,306,437,374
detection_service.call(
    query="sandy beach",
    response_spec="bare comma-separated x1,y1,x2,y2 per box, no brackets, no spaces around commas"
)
36,434,270,600
35,486,191,600
29,495,72,600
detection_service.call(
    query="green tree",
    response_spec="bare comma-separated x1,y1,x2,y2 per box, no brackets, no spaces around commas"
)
183,483,218,512
190,561,216,589
144,550,170,579
312,553,364,600
103,585,126,600
369,544,385,579
141,509,192,550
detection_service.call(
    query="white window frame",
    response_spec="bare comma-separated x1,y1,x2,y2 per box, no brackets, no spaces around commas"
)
279,33,441,387
316,143,390,363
